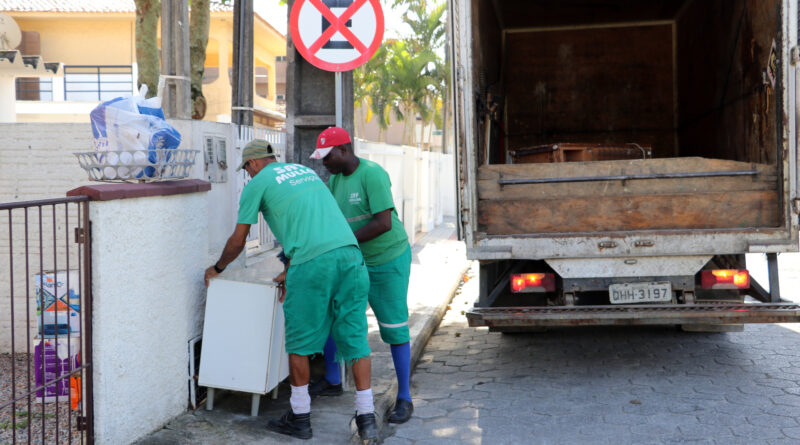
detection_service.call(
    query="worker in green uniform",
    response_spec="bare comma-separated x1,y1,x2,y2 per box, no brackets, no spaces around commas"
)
203,139,378,442
309,127,414,424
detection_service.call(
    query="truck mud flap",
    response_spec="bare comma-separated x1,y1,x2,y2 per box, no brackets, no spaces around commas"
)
466,303,800,327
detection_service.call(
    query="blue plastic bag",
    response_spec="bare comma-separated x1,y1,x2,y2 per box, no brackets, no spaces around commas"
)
89,90,181,178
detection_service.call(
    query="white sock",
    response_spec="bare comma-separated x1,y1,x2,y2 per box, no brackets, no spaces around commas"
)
355,388,374,415
290,384,311,414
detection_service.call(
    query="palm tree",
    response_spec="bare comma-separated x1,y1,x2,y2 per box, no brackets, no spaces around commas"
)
387,41,437,146
396,0,447,148
401,0,446,55
354,0,448,146
355,43,393,141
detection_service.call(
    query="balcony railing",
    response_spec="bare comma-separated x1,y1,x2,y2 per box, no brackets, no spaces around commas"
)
63,65,133,102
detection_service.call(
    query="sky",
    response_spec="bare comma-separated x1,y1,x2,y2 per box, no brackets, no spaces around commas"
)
254,1,408,39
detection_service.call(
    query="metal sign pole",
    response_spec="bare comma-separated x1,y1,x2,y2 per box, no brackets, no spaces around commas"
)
335,71,343,127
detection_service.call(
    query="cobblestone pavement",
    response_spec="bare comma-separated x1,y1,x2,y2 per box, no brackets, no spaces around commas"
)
383,260,800,445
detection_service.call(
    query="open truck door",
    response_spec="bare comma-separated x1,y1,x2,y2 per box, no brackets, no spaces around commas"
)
449,0,478,243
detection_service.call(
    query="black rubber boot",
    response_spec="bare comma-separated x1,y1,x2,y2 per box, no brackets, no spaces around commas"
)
308,378,343,397
355,412,379,443
387,398,414,424
266,409,312,440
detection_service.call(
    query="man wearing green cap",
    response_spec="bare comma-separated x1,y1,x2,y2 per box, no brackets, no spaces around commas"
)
203,139,379,442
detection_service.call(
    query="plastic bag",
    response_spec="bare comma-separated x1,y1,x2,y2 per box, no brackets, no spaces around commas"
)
89,86,181,178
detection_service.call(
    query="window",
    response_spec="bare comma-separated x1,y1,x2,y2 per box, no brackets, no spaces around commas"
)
63,65,133,101
255,66,268,99
203,67,219,84
15,78,53,101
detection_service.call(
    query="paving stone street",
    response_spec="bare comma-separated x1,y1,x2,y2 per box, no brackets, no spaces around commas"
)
383,255,800,445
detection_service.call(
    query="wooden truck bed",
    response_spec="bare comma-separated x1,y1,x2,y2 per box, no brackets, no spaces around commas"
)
477,157,779,235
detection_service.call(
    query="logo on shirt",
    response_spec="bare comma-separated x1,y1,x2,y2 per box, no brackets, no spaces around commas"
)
349,192,361,205
273,164,318,185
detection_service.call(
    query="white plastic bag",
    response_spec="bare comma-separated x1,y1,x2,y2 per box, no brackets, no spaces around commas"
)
89,86,181,179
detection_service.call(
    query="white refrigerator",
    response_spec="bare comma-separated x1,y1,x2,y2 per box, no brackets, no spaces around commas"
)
198,254,290,416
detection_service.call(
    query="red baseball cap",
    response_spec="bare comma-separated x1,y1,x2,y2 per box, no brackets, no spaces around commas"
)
310,127,351,159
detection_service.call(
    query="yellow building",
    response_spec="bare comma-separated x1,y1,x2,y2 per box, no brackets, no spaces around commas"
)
1,0,286,128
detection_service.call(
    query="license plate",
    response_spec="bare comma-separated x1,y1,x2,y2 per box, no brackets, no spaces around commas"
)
609,282,672,304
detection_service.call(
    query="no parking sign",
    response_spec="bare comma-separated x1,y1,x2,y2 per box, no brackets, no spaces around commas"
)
290,0,384,72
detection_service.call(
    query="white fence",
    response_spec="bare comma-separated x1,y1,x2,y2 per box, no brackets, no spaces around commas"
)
355,139,456,244
0,122,456,352
0,120,454,257
228,131,457,253
234,126,286,256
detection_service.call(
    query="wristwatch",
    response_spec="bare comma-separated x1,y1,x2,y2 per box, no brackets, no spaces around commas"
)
213,262,225,274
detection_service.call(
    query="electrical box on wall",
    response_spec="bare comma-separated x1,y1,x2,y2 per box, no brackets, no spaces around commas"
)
204,135,228,183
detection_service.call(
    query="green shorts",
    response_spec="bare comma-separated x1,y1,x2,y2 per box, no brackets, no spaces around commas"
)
284,245,371,362
367,246,412,345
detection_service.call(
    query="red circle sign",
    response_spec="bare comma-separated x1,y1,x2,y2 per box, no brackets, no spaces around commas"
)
290,0,384,72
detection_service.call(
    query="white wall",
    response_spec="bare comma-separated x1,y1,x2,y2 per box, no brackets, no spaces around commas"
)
0,122,456,444
355,139,456,242
0,123,95,203
0,121,243,353
89,192,209,445
0,123,96,352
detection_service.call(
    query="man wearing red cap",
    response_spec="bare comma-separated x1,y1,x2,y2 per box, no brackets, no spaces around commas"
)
310,127,415,424
203,139,378,441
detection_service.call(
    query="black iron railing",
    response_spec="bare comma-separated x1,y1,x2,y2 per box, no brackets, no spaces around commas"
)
0,197,94,445
64,65,133,102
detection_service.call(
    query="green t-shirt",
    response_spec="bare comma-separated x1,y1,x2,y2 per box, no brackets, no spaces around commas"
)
328,158,409,266
237,162,357,265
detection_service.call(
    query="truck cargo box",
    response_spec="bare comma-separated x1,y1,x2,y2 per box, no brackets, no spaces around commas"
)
452,0,799,258
450,0,800,328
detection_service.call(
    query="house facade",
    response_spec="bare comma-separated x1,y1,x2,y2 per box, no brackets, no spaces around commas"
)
1,0,287,128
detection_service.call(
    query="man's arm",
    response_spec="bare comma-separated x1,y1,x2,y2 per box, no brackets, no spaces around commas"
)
353,208,392,243
204,223,251,287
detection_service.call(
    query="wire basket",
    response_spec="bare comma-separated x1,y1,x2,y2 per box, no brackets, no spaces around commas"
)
74,149,199,182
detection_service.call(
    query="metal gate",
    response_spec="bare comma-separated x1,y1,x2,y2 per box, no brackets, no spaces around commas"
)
0,197,93,444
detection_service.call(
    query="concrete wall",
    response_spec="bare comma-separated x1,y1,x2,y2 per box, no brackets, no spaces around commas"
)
0,123,92,351
354,104,443,150
88,190,208,445
12,15,136,66
0,120,240,353
0,124,455,353
0,123,455,443
0,123,95,202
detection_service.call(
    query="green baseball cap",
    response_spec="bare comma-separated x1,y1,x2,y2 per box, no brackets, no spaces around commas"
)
236,139,276,171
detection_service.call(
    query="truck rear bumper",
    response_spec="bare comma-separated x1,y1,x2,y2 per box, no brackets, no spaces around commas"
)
466,303,800,327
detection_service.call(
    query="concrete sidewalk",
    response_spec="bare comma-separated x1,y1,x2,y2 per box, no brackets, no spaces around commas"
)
137,220,468,445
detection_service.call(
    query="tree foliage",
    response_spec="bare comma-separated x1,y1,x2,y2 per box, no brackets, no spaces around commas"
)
354,0,448,146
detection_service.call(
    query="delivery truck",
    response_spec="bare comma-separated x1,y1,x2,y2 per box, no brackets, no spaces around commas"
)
450,0,800,330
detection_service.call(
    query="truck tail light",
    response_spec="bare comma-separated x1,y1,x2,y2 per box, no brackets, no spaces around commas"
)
700,269,749,289
510,273,556,293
